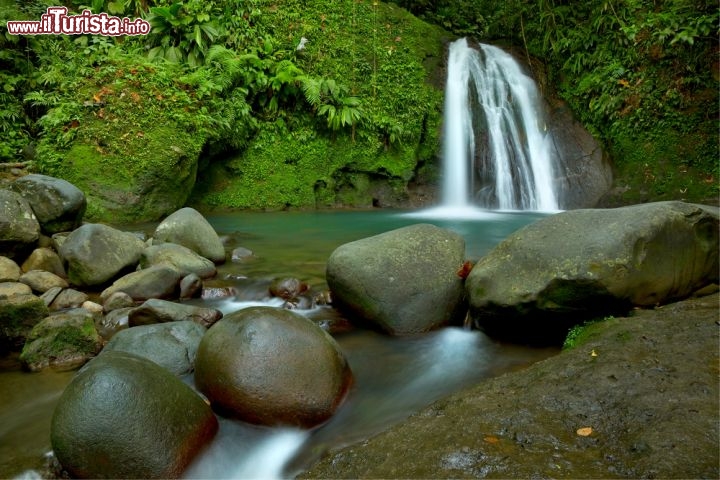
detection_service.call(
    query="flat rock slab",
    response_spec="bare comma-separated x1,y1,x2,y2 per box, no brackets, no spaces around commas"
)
302,293,719,479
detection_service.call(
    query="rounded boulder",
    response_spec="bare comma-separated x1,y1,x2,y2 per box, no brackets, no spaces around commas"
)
194,306,352,428
11,174,86,234
59,223,145,287
51,350,218,479
326,223,467,335
0,189,40,259
153,208,225,264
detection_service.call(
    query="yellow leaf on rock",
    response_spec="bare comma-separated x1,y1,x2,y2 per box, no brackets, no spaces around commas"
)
483,436,500,444
576,427,593,436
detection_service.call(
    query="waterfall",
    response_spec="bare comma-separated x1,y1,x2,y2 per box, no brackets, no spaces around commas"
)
441,38,560,211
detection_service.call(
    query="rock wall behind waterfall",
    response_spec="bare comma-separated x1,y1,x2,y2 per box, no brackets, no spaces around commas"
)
546,99,613,209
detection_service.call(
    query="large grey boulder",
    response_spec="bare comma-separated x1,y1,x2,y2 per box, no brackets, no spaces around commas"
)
59,224,145,287
153,208,225,264
140,243,217,279
326,224,467,335
466,201,719,341
102,321,206,375
19,309,103,371
11,174,86,234
194,306,352,428
0,189,40,259
51,351,218,479
99,265,184,302
128,298,222,328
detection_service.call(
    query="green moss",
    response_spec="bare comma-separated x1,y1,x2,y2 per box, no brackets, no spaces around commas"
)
606,126,719,205
0,295,49,349
33,54,208,223
192,1,448,210
198,118,428,209
19,314,101,371
562,316,619,350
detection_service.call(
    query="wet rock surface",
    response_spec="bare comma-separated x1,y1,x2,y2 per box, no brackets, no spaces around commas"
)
140,242,217,279
128,298,222,328
195,306,353,428
327,223,466,335
59,223,145,287
102,321,206,375
0,189,40,259
11,174,86,235
99,265,184,302
302,292,719,479
19,309,102,372
0,292,49,349
153,207,226,264
51,351,218,479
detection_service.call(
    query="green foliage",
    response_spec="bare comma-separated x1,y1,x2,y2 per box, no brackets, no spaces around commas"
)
200,119,419,210
145,2,221,66
0,2,40,160
3,0,447,213
301,78,363,134
191,0,447,209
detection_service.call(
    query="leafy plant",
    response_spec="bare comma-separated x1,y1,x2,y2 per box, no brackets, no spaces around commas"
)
145,2,221,66
301,77,363,138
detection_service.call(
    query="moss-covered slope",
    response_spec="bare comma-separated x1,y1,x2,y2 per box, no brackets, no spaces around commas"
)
193,1,449,210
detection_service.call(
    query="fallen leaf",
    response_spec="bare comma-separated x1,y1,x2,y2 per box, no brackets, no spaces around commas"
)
590,349,598,357
483,435,500,444
456,260,474,279
576,427,593,436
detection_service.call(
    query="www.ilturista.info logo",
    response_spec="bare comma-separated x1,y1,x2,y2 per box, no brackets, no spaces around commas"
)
6,7,150,36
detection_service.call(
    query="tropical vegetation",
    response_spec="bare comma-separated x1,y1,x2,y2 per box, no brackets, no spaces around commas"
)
0,0,717,220
399,0,719,203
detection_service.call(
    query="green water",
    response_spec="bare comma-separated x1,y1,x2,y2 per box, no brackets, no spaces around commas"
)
206,209,547,286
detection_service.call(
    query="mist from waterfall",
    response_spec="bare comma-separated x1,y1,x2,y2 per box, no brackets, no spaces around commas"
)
441,38,560,211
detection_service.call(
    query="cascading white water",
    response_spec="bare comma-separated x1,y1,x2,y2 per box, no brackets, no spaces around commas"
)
441,40,476,209
442,38,559,211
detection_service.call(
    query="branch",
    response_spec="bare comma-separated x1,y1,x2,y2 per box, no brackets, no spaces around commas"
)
0,162,32,169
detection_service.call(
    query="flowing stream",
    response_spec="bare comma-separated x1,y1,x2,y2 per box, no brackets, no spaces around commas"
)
442,38,560,211
0,210,559,479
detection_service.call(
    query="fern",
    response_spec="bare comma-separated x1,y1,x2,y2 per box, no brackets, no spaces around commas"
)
300,76,323,109
24,90,62,108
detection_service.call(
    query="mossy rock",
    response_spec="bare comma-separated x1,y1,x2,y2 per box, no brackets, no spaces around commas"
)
19,309,103,372
59,122,201,223
0,293,49,350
